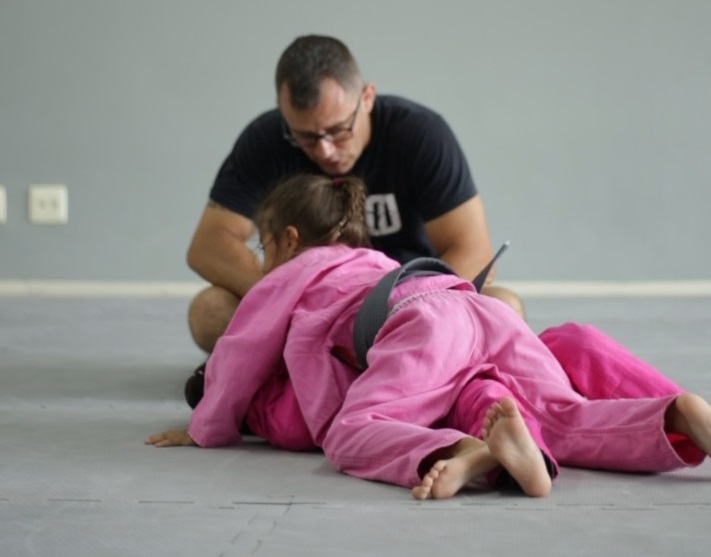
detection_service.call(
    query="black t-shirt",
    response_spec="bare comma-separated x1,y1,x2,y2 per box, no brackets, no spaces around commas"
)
210,95,477,263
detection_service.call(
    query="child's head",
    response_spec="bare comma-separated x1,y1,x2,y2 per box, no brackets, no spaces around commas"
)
255,174,370,271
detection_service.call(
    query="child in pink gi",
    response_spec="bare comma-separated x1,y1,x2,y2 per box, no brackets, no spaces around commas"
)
146,174,390,451
146,174,711,499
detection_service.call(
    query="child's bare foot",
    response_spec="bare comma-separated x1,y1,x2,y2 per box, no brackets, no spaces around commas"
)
667,393,711,456
482,396,551,497
411,438,497,500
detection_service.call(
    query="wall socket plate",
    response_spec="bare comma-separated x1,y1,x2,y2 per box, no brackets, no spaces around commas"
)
28,184,68,225
0,185,6,224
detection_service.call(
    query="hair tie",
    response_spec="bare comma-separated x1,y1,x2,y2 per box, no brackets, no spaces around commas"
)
332,176,345,186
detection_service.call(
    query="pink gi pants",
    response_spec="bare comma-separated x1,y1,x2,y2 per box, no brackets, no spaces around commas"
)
322,290,706,488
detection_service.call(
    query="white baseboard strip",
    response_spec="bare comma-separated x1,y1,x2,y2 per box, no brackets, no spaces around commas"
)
0,280,710,298
0,280,208,297
501,280,711,297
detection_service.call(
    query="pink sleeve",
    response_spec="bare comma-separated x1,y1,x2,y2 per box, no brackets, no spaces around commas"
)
188,271,298,447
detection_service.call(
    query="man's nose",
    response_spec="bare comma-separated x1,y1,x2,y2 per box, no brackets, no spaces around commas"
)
313,137,336,159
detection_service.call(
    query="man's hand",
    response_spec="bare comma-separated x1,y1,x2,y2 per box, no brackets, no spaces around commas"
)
145,428,197,448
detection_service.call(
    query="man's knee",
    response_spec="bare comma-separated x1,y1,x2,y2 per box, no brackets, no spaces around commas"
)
188,286,241,353
480,284,526,319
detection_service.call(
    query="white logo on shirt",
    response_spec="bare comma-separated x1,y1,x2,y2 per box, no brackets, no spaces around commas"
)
366,194,402,237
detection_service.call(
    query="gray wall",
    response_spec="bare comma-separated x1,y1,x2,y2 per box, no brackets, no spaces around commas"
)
1,0,709,282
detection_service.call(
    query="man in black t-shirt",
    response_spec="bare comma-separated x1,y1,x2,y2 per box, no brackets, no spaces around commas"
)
186,34,523,353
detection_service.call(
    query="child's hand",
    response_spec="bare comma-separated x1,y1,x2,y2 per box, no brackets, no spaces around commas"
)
144,428,196,447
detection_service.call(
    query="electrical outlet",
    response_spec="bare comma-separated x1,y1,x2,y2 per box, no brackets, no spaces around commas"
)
0,185,6,224
28,184,68,225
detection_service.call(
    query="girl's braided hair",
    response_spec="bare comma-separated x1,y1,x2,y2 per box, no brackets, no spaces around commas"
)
255,174,370,250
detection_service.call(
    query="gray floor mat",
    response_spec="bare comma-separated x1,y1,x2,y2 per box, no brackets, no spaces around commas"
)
2,297,711,556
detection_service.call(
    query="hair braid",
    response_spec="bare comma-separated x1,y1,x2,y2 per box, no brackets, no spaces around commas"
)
255,174,370,252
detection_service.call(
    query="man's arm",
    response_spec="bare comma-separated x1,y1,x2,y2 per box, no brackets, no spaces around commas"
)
186,201,264,298
424,195,496,283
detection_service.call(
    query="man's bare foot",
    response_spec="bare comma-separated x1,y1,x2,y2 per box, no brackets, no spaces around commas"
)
411,438,497,500
667,393,711,456
482,396,552,497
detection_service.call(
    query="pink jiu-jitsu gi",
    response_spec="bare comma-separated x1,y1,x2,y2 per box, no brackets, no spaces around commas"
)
189,245,399,448
320,261,706,488
189,245,705,490
243,320,695,459
242,321,698,463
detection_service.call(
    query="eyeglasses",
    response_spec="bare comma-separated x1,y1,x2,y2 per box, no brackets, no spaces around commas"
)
282,92,363,148
255,234,274,259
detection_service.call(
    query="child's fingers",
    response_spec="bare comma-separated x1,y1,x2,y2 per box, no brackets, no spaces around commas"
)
154,438,175,447
144,433,162,445
145,429,193,447
144,431,177,446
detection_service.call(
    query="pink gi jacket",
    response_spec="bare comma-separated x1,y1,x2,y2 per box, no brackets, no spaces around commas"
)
189,245,402,447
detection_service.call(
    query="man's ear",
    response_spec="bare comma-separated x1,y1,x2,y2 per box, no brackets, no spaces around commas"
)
284,225,300,253
363,82,377,113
